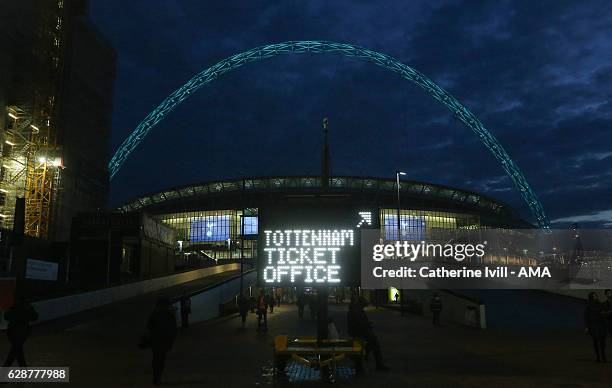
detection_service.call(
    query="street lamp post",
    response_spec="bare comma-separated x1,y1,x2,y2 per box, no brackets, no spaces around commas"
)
239,214,244,295
396,171,406,241
239,176,245,296
396,171,406,314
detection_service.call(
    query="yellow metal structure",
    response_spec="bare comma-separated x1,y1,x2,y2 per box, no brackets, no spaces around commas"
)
273,335,364,380
24,136,55,239
1,1,65,239
2,106,60,239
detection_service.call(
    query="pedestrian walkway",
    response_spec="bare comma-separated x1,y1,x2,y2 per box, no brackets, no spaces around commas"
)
2,297,612,386
32,268,242,335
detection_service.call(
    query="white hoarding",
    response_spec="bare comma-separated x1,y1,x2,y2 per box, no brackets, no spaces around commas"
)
25,259,59,281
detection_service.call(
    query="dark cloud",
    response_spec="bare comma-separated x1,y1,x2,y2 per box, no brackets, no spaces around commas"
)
89,0,612,226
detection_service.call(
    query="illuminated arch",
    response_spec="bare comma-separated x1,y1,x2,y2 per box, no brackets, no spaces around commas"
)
109,41,550,229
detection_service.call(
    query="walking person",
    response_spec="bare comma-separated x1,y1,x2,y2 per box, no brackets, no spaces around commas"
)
238,293,249,329
147,297,178,385
3,296,38,367
585,292,607,363
180,293,191,328
430,293,442,326
268,293,274,314
347,296,389,371
297,293,305,319
257,290,268,331
603,289,612,336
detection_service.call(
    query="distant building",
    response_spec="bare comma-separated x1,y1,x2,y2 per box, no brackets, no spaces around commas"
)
70,212,177,287
0,0,115,242
118,175,532,264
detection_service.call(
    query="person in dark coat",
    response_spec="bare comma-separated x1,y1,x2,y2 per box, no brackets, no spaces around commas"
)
268,293,274,314
585,292,607,362
238,293,250,329
180,294,191,328
147,297,178,385
430,293,442,326
347,296,389,371
297,293,305,319
603,289,612,336
257,290,268,331
3,296,38,367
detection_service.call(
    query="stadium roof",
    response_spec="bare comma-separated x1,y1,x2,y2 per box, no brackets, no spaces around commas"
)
119,175,520,220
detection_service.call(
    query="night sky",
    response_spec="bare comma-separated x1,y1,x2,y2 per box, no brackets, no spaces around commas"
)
89,0,612,227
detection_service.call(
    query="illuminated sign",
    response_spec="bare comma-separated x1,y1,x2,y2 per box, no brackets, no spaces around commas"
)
258,205,369,286
241,215,258,235
384,214,425,241
190,215,230,242
261,229,354,284
356,211,372,228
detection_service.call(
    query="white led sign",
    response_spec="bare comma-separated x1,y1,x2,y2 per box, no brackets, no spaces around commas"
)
261,229,355,284
356,211,372,228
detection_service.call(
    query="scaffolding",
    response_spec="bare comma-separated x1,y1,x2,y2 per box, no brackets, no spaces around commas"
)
0,1,66,239
1,106,62,239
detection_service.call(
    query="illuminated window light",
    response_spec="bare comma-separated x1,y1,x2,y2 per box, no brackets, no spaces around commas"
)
0,188,7,193
38,156,47,164
0,214,7,218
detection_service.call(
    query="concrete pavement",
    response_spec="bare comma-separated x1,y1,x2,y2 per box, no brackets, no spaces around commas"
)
2,294,612,387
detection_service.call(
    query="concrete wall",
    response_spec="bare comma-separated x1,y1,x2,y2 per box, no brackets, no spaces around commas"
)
139,238,175,278
172,270,257,325
5,264,240,326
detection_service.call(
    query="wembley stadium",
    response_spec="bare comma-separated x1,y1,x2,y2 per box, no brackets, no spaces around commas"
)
102,175,533,283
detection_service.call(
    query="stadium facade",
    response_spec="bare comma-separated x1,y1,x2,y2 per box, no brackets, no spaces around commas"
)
106,175,533,278
70,134,534,287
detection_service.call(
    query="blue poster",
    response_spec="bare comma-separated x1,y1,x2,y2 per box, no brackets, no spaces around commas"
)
190,215,230,242
384,214,425,241
241,216,258,235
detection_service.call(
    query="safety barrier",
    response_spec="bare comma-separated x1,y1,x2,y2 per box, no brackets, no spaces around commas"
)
171,269,257,324
17,264,241,325
388,289,486,329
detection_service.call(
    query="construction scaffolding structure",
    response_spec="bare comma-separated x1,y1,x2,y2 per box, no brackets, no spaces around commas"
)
0,1,65,240
2,107,62,240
